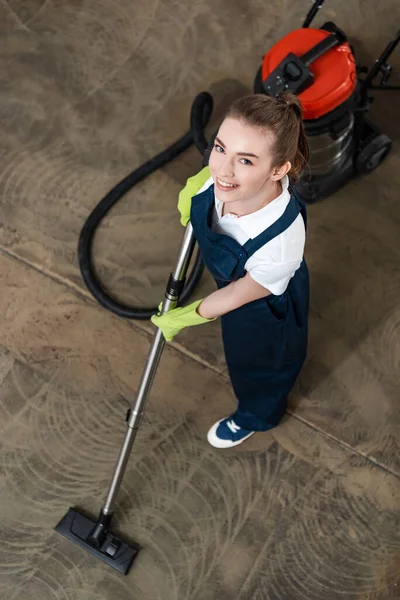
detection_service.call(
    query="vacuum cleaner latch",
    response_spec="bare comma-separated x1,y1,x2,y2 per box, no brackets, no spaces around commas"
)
262,52,314,96
263,52,314,96
379,63,392,87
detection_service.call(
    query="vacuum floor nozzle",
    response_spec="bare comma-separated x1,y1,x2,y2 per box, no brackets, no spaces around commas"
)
55,508,140,575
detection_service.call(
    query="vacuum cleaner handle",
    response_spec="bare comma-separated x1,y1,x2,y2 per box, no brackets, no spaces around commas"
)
101,225,197,516
302,0,326,29
363,29,400,89
160,223,198,315
300,32,345,67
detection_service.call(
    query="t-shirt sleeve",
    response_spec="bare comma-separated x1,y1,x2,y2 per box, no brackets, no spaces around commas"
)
247,259,302,295
245,214,306,295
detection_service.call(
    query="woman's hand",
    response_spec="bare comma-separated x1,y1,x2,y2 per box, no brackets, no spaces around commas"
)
151,274,269,341
177,166,211,226
151,299,215,341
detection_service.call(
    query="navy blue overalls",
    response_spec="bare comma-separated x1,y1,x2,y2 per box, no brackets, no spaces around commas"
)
190,184,309,431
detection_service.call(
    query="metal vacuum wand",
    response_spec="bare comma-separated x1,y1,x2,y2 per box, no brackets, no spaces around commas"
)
101,223,197,516
55,224,198,575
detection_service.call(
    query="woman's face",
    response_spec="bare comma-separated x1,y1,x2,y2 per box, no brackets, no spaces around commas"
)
208,117,281,205
209,117,279,202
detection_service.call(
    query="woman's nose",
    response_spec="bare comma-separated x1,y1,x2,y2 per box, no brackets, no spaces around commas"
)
219,157,235,178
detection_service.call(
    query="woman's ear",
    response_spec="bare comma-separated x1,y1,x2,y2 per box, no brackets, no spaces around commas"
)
271,161,291,181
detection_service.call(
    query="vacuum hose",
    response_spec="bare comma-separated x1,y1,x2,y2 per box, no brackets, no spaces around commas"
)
78,91,214,320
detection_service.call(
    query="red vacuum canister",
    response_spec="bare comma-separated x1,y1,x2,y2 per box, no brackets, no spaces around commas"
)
256,24,359,187
255,4,398,204
262,27,357,121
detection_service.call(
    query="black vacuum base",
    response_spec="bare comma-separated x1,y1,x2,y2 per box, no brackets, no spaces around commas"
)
55,507,140,576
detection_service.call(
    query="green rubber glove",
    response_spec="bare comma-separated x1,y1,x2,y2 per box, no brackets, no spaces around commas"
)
177,166,211,226
151,299,215,341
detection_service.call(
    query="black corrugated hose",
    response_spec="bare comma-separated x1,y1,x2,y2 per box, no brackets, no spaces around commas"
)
78,91,214,320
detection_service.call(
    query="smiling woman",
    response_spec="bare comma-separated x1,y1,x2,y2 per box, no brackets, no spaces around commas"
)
152,92,310,449
210,120,287,215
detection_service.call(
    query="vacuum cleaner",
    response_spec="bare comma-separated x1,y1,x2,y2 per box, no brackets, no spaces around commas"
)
55,0,399,576
254,0,399,202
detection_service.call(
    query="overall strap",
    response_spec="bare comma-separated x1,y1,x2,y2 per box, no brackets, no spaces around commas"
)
243,195,302,255
289,185,308,231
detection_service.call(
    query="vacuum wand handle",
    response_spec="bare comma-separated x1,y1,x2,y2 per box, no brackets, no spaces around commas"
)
102,225,197,516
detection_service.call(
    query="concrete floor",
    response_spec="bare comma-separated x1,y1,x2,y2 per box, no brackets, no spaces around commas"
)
1,0,400,598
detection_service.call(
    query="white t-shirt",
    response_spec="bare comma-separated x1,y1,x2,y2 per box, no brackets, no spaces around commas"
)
197,175,305,295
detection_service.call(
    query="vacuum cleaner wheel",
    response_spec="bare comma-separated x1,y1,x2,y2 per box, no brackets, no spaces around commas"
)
356,133,392,174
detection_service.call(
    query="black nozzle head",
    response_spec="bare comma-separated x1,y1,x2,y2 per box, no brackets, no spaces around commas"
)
55,507,140,576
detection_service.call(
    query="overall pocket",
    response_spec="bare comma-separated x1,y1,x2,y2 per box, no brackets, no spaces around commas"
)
265,293,288,323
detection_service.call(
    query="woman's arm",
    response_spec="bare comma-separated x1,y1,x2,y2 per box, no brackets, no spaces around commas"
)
151,273,270,342
197,273,270,319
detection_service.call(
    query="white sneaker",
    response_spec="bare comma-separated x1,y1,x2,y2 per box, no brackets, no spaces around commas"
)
207,416,255,449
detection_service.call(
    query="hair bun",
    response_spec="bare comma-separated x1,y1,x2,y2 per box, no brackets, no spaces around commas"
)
278,92,302,118
224,92,309,182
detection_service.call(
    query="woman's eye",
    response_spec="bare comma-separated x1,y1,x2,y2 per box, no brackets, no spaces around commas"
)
240,158,252,166
214,144,224,153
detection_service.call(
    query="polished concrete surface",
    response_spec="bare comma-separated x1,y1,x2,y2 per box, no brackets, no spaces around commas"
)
1,0,400,598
